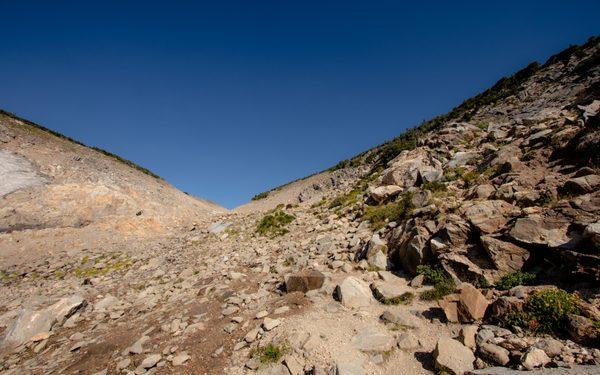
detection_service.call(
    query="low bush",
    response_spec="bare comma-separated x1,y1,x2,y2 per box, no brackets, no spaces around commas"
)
496,271,536,290
421,180,447,194
416,265,456,301
256,210,295,238
252,191,269,201
525,288,579,334
380,292,415,305
363,193,413,229
254,343,287,364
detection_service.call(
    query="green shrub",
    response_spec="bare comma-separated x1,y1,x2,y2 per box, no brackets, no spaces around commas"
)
256,210,295,238
476,121,488,130
496,271,536,290
525,289,579,334
380,292,415,305
254,343,287,364
252,192,269,201
363,193,413,229
421,180,447,194
416,265,456,301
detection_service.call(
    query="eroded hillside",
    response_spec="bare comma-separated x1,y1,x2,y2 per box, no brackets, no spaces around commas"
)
0,38,599,375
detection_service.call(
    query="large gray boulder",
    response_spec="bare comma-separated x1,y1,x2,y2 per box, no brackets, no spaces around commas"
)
462,200,520,234
508,214,573,248
2,295,86,347
433,337,475,374
335,277,375,308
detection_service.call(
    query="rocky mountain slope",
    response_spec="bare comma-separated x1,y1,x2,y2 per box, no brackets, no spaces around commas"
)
0,111,225,267
1,37,599,375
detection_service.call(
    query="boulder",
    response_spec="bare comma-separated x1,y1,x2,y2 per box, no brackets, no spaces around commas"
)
457,283,489,322
397,331,421,350
351,326,395,354
433,337,475,375
370,281,413,303
449,152,478,168
469,365,600,374
479,235,529,276
367,251,388,271
460,325,478,349
462,200,520,234
335,277,375,308
508,215,573,248
583,222,600,246
2,295,86,347
561,175,600,195
478,343,510,366
396,229,431,275
439,294,460,323
566,313,598,345
285,269,325,293
369,185,402,203
521,347,550,370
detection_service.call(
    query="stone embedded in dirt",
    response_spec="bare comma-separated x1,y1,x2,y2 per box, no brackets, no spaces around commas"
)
397,331,421,350
379,310,421,329
439,294,460,323
172,352,190,366
478,343,510,366
128,335,150,355
334,276,375,308
521,347,550,370
284,269,325,293
256,364,293,375
141,354,161,369
94,294,119,312
433,337,475,375
262,317,281,331
2,295,86,347
462,200,520,234
334,358,366,375
351,327,395,354
457,283,489,322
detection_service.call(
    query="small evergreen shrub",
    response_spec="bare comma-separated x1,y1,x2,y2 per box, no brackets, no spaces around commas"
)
252,191,269,201
256,210,295,238
416,265,456,301
496,271,536,290
363,193,413,229
254,343,287,363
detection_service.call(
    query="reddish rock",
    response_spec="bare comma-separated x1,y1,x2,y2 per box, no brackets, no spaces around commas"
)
284,269,325,293
457,283,489,322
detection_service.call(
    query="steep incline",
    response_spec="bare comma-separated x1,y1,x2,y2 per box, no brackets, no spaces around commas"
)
0,111,225,266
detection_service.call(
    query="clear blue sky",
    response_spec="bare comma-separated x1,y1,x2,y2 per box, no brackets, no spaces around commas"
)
1,1,599,208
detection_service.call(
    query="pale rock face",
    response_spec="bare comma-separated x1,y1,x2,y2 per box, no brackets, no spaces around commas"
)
335,277,375,308
433,337,475,375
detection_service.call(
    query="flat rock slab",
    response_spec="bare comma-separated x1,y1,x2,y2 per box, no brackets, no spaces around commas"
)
0,149,48,198
351,327,395,354
335,276,375,308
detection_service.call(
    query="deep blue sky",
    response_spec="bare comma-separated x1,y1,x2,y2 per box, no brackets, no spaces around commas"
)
1,1,599,208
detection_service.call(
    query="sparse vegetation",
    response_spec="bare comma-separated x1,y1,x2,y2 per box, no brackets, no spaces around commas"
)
416,265,456,301
252,191,269,201
496,271,536,290
421,180,447,194
497,288,580,335
363,193,413,229
256,209,295,238
254,343,288,364
380,292,414,305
